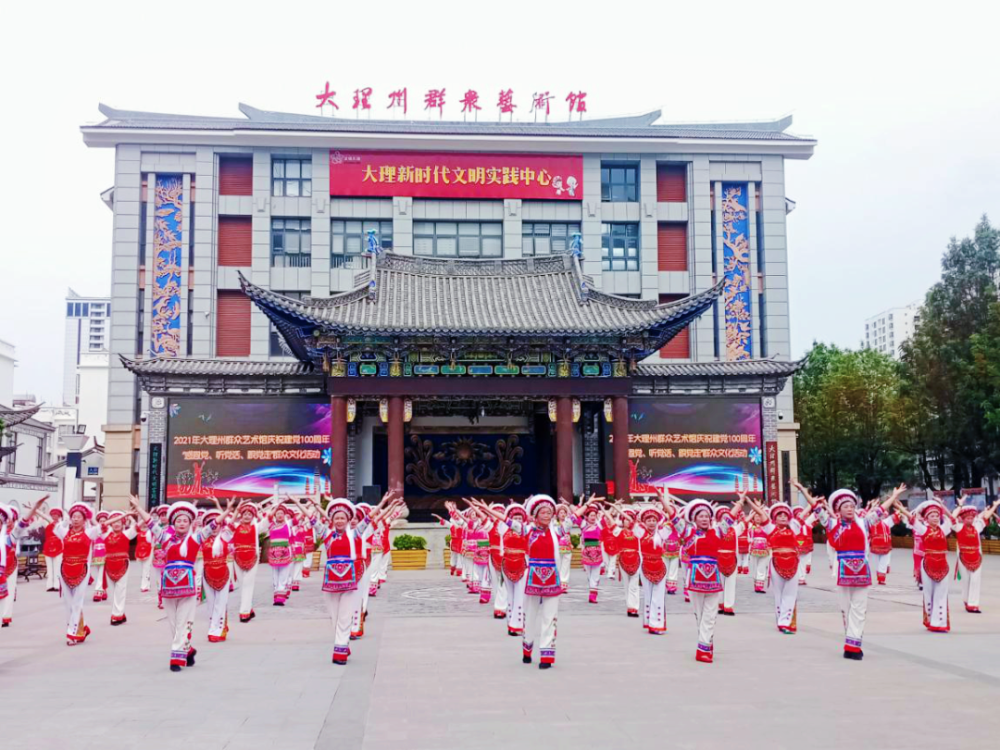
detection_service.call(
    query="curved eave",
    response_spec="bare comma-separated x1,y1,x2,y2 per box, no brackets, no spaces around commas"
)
0,403,43,427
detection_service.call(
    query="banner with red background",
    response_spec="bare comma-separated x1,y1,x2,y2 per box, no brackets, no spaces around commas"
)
329,150,583,200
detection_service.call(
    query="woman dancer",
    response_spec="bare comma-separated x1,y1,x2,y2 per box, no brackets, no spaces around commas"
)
313,492,403,665
555,503,573,592
1,504,26,627
749,517,770,594
803,482,903,660
202,501,237,643
636,505,670,634
747,498,813,634
231,500,267,622
102,511,138,625
267,500,296,606
91,510,110,602
23,499,102,645
350,502,373,640
613,508,641,618
135,517,154,592
664,517,682,596
866,499,896,586
896,499,955,632
715,505,742,616
572,499,605,604
499,503,529,636
40,501,62,592
488,502,508,620
150,505,169,608
793,506,815,585
736,509,751,575
951,496,1000,613
290,506,307,592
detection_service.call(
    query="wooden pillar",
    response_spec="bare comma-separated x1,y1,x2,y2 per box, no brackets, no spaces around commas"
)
556,396,574,502
612,396,630,502
330,395,348,498
387,396,405,495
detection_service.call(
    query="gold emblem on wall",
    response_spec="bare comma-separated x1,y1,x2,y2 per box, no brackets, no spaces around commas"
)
404,399,413,423
379,398,389,423
346,398,357,423
604,398,613,423
547,399,558,423
572,399,581,423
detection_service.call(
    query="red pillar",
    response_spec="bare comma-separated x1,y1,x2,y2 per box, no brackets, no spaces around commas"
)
387,396,405,495
330,396,348,498
556,397,574,502
612,396,630,502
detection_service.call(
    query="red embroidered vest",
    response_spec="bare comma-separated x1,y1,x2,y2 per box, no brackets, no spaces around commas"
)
104,531,131,582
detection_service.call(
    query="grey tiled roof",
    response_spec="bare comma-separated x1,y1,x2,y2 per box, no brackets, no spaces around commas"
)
634,358,807,378
88,104,811,142
241,253,722,338
119,356,314,376
0,403,43,427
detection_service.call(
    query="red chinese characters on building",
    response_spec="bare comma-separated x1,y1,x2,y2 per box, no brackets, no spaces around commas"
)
424,88,446,114
460,90,481,114
353,87,373,111
387,88,408,115
566,91,587,114
765,441,779,502
329,151,584,200
315,82,339,111
497,89,516,115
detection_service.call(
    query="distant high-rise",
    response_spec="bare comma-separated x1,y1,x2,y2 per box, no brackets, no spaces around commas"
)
863,304,920,359
63,289,111,406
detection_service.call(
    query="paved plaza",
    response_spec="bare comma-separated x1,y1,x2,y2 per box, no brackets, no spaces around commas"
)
3,550,1000,750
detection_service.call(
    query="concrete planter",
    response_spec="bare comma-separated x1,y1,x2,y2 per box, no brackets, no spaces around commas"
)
443,549,451,568
570,549,582,569
983,540,1000,555
390,549,428,570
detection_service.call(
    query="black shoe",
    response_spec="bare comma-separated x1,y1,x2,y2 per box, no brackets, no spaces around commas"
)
722,611,736,617
186,649,197,667
1,622,8,628
250,610,256,620
539,663,552,670
627,612,640,618
843,650,863,661
170,664,182,672
522,656,532,664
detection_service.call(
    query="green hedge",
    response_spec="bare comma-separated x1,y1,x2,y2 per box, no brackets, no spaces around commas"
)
393,534,428,551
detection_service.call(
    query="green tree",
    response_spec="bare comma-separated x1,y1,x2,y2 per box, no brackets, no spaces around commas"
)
898,215,1000,490
795,344,909,498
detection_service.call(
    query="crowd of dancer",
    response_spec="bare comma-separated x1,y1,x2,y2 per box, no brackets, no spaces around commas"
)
0,490,405,671
1,483,998,672
441,485,1000,667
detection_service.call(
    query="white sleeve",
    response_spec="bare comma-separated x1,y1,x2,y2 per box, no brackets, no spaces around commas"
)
124,526,138,540
86,524,103,540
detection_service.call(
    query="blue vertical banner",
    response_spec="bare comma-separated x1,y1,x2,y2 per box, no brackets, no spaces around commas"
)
150,175,183,357
721,182,752,360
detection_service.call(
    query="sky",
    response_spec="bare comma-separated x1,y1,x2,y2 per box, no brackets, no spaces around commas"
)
1,0,998,405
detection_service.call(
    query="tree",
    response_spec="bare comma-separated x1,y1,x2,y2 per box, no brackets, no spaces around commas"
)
898,215,1000,490
794,344,909,498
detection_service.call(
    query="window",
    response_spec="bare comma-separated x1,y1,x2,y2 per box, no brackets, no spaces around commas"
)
269,291,307,356
219,156,253,196
601,164,639,202
413,222,502,258
271,219,312,267
332,220,393,269
601,223,640,271
521,223,581,256
272,158,312,198
658,294,690,359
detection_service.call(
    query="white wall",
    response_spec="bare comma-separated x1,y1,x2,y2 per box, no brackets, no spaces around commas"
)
0,339,15,406
77,352,110,444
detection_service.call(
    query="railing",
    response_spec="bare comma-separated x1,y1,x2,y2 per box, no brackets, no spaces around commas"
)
330,254,367,270
272,254,312,268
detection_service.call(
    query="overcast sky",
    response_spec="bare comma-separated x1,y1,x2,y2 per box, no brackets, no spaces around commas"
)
2,0,998,405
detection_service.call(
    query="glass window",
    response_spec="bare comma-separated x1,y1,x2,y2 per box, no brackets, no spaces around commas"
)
521,223,581,256
601,223,640,271
331,219,393,269
269,291,307,356
271,158,313,198
271,218,312,267
67,303,73,316
412,222,503,258
601,164,639,202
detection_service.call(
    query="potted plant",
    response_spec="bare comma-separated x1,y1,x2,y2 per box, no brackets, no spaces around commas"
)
570,533,582,569
444,534,452,568
391,534,429,570
984,519,1000,554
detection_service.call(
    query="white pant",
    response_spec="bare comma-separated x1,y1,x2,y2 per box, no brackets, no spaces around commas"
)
751,555,769,589
377,550,390,583
523,594,559,664
691,591,720,654
2,568,17,621
324,588,361,661
204,584,229,638
603,552,618,579
164,595,196,665
292,560,304,585
61,575,90,638
870,552,891,581
460,554,470,581
91,563,105,595
771,565,798,628
194,558,204,596
722,572,736,611
45,554,61,589
353,564,373,635
621,570,641,613
139,557,153,591
235,563,258,615
959,561,982,609
838,585,869,652
558,552,571,589
641,573,667,632
491,562,507,614
272,564,293,599
151,565,165,601
921,568,950,630
584,564,601,592
107,571,129,619
827,543,837,577
798,552,813,583
369,552,384,591
505,574,526,633
737,553,749,572
472,562,488,592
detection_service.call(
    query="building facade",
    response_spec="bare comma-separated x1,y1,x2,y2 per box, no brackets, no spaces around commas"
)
63,290,111,406
863,303,920,359
82,104,814,511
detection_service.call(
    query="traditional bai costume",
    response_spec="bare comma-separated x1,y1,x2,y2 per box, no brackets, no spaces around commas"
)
573,504,604,603
674,499,730,663
90,510,110,601
613,509,641,618
488,503,508,619
101,511,137,625
664,521,682,596
231,501,266,622
200,509,234,642
867,507,895,585
715,506,741,616
636,506,670,634
351,502,374,640
2,505,26,627
150,505,170,608
793,506,816,585
267,508,295,606
555,506,573,592
501,504,529,636
518,494,565,669
911,500,952,632
149,501,208,671
315,498,371,665
54,502,102,645
953,504,986,613
749,520,770,594
817,489,882,660
763,502,802,634
42,507,64,591
135,517,154,592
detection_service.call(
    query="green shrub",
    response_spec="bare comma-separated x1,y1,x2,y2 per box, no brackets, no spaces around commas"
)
444,534,451,546
393,534,428,551
570,533,581,549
